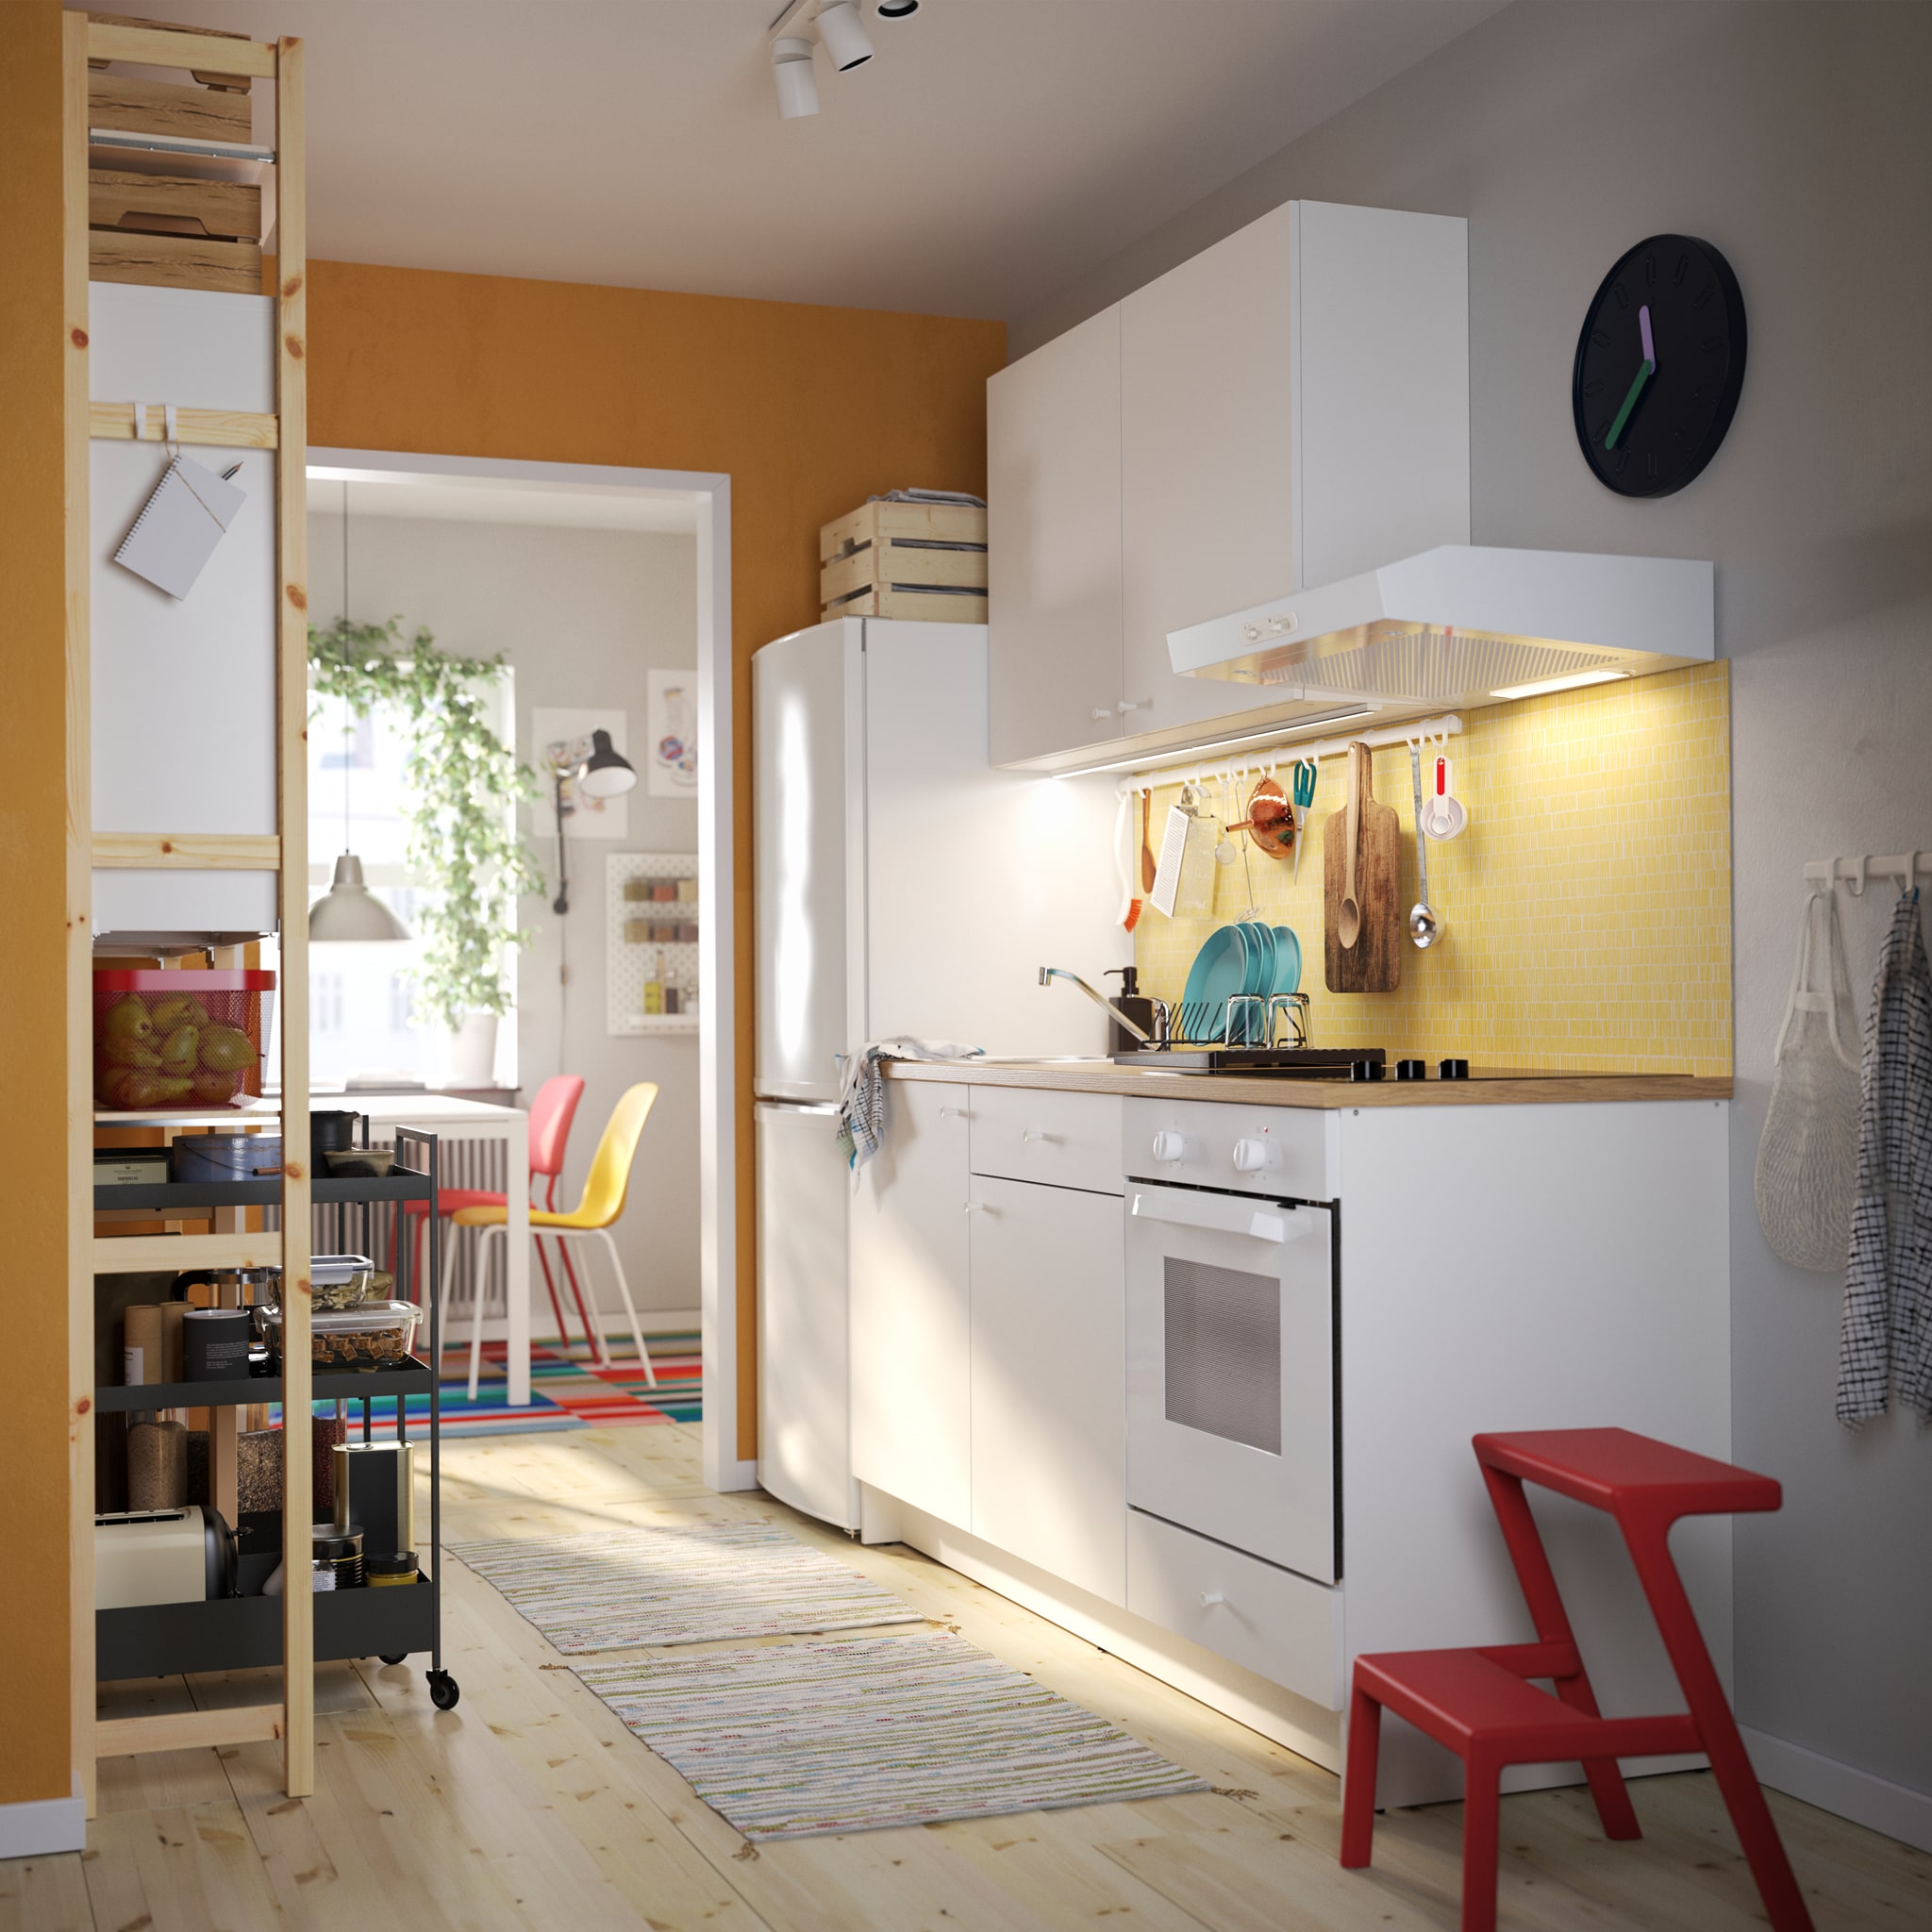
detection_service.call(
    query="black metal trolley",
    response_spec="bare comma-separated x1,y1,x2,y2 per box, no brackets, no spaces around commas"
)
93,1125,458,1709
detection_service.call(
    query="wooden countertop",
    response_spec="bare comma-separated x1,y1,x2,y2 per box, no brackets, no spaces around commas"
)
885,1059,1731,1108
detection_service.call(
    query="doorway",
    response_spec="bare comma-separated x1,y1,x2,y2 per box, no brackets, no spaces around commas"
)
304,448,743,1488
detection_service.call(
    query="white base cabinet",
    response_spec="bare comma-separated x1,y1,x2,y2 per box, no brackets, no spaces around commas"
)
969,1174,1125,1607
851,1082,972,1528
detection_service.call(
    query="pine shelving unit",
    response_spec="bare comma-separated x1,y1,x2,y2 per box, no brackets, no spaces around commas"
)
64,13,314,1805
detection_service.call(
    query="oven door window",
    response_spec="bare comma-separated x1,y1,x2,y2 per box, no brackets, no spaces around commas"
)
1164,1257,1281,1456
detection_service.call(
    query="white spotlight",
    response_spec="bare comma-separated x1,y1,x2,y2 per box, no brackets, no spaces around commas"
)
815,0,874,71
876,0,920,16
771,34,819,118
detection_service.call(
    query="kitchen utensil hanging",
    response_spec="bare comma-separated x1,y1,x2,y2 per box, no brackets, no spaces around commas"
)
1290,758,1318,880
1422,736,1468,840
1324,741,1401,992
1407,740,1441,949
1235,775,1295,860
1755,886,1861,1272
1149,790,1217,918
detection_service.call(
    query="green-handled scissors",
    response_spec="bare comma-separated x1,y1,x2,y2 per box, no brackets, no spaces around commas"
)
1290,759,1318,880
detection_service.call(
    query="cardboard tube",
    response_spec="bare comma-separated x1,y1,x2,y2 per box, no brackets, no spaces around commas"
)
123,1304,162,1387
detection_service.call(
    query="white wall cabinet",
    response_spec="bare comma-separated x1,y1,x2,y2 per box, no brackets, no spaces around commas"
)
851,1081,973,1527
985,306,1124,766
990,200,1470,769
968,1174,1126,1606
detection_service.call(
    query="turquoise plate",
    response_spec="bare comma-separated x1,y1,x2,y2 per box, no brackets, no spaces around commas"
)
1272,926,1303,997
1182,925,1248,1041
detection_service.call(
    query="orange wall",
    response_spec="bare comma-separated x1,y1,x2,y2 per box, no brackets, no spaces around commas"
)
0,0,76,1809
303,261,1007,1456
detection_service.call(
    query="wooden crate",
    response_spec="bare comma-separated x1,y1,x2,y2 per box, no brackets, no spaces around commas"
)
820,499,988,625
90,229,262,295
89,72,253,145
91,171,261,242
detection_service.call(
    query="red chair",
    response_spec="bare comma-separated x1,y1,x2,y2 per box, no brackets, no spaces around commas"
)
1340,1428,1811,1932
393,1074,603,1357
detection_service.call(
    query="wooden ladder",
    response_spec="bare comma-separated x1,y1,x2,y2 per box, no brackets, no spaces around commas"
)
65,12,313,1806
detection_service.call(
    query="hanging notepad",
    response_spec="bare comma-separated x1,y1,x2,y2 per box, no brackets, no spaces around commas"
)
114,452,246,600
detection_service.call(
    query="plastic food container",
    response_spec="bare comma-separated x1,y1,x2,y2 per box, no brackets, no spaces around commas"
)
258,1299,422,1369
93,970,275,1112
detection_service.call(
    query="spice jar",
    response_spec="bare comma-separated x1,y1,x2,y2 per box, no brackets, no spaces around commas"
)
364,1552,419,1589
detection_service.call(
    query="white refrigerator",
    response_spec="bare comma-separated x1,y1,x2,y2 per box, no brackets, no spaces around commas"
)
753,617,1124,1527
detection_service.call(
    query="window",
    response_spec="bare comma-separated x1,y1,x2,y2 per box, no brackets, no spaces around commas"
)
301,672,520,1087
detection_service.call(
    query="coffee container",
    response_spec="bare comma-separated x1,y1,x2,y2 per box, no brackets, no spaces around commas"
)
183,1307,253,1381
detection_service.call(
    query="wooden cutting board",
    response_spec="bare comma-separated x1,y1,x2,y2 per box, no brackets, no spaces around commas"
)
1324,743,1403,992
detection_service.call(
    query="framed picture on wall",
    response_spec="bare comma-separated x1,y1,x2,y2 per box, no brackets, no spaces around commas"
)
647,668,698,798
533,707,630,840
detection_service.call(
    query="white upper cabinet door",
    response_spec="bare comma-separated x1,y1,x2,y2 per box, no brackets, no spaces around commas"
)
1292,201,1469,587
987,306,1123,767
850,1080,973,1528
1121,204,1297,739
970,1175,1126,1606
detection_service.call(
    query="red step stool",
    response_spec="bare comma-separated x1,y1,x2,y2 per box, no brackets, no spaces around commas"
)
1339,1427,1812,1932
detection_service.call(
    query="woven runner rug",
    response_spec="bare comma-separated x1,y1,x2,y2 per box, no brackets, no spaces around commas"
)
575,1629,1208,1840
450,1521,922,1652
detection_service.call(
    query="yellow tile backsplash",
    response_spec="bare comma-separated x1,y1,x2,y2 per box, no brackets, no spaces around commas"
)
1132,661,1732,1075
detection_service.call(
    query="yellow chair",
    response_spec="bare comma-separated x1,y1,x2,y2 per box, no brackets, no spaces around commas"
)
441,1082,659,1399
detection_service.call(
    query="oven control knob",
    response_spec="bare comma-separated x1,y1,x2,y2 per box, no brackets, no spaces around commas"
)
1150,1132,1186,1163
1232,1138,1270,1173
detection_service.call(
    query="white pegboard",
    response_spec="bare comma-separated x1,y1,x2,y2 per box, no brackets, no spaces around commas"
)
606,851,700,1036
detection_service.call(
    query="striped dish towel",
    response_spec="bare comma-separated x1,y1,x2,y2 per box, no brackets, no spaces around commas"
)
1837,890,1932,1424
836,1039,983,1174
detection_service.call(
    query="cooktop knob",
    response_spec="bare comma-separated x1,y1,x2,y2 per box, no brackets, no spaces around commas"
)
1232,1138,1269,1173
1150,1131,1185,1163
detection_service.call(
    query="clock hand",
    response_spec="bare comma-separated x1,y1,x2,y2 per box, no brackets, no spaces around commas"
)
1639,301,1655,369
1604,338,1655,450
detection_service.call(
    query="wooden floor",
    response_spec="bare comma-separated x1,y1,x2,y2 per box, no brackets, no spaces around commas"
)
5,1422,1924,1930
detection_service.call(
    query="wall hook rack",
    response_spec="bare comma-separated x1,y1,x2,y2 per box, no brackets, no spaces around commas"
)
1803,853,1932,896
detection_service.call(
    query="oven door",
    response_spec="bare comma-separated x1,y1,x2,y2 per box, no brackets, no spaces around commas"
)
1125,1183,1337,1582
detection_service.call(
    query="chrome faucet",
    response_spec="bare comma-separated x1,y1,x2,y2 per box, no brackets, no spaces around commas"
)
1038,966,1164,1046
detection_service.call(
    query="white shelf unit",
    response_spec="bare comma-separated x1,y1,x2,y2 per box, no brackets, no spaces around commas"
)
606,851,700,1036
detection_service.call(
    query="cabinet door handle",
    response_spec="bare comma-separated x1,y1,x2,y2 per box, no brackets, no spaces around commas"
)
1022,1129,1058,1143
964,1200,994,1215
1091,705,1116,721
939,1107,969,1121
1117,696,1154,714
1199,1590,1225,1607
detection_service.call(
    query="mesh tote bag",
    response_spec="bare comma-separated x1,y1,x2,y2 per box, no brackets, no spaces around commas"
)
1756,888,1861,1272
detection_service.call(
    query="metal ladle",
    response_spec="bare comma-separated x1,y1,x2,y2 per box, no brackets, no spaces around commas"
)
1407,741,1441,949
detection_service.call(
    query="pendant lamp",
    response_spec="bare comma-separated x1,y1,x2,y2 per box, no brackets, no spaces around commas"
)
309,482,411,942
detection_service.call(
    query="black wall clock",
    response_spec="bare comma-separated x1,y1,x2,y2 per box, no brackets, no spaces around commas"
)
1571,233,1746,497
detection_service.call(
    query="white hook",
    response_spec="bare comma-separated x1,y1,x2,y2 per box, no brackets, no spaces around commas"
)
1849,855,1868,896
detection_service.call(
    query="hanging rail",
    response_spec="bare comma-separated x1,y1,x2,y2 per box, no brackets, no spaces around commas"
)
1114,713,1463,795
1803,853,1932,895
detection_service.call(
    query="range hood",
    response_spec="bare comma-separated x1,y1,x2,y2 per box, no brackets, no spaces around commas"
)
1167,545,1713,710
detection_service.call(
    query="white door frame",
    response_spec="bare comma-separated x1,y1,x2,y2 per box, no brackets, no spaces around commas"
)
307,447,754,1491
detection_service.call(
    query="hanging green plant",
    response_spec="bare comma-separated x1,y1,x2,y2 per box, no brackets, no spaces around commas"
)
308,615,543,1035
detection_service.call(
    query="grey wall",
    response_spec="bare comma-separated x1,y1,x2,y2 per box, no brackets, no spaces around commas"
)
1013,2,1932,1810
310,510,702,1318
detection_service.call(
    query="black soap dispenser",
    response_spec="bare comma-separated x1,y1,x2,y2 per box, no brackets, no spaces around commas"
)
1104,966,1160,1058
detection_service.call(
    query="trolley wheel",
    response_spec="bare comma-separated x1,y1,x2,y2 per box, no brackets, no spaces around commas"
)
428,1669,460,1710
378,1653,408,1667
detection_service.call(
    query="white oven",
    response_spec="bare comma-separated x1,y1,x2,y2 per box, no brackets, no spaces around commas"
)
1124,1103,1339,1584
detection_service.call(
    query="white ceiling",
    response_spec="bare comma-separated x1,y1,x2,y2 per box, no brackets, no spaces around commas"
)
307,465,698,531
99,0,1507,321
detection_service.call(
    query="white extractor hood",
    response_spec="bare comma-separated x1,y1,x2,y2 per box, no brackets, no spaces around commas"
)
1167,544,1714,711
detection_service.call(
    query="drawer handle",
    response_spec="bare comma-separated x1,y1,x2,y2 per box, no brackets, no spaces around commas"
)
964,1201,995,1216
939,1107,969,1120
1199,1591,1226,1608
1022,1129,1058,1144
1091,705,1115,721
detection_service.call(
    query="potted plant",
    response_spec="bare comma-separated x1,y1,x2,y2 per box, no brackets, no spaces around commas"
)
308,616,541,1083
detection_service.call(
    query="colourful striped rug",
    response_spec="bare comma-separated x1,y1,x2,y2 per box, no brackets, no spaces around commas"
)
450,1521,923,1652
291,1334,702,1440
575,1630,1209,1840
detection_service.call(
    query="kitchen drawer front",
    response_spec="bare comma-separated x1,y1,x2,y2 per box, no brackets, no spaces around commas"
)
969,1087,1124,1196
1124,1095,1335,1200
1126,1507,1342,1709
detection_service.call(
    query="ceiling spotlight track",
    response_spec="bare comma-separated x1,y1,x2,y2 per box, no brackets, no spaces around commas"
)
768,0,891,120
